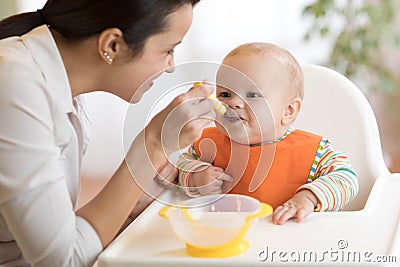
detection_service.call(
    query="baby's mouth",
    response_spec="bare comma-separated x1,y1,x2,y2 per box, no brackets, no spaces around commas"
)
223,109,247,124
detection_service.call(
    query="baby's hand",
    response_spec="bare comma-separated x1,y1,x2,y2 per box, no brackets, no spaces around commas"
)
271,189,318,225
189,166,233,195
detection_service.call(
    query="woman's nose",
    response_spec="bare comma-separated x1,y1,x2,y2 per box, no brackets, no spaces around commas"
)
165,56,175,73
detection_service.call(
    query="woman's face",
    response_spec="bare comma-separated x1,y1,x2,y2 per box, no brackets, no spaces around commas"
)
109,4,193,102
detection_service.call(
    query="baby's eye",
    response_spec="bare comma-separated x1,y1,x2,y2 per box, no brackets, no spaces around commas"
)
246,92,262,98
218,92,231,98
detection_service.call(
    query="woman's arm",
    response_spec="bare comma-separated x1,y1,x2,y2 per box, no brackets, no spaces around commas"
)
119,160,178,233
76,83,216,247
0,79,214,267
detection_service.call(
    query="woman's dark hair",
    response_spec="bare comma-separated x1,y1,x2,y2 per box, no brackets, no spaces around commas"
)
0,0,200,57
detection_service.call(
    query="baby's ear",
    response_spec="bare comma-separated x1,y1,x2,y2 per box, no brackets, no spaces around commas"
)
281,97,302,125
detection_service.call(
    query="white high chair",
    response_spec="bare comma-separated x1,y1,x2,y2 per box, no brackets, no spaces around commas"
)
294,64,391,211
98,65,400,267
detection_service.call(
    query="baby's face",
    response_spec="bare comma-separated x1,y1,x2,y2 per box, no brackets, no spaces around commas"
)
215,53,293,145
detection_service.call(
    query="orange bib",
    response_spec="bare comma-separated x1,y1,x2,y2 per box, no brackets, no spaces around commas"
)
193,128,322,208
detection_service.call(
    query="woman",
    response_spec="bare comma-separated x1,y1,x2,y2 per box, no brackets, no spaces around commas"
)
0,0,215,266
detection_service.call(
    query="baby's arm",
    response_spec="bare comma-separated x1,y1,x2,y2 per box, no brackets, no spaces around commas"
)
177,146,233,196
272,139,358,224
299,139,358,211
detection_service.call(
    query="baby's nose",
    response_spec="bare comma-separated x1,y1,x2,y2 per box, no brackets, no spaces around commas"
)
227,95,244,109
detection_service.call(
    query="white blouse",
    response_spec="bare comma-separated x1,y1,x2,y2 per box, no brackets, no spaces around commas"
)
0,25,102,266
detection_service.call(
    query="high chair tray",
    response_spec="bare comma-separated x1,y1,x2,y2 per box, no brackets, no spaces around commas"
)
98,175,400,267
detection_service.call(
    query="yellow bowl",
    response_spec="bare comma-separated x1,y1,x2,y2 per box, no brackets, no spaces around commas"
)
159,194,273,257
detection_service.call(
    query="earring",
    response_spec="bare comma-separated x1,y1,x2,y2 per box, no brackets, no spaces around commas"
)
103,52,113,65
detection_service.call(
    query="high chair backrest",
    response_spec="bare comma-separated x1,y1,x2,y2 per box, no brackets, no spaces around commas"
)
293,64,390,211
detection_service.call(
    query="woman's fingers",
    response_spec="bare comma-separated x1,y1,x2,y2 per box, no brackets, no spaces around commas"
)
187,81,214,96
162,97,215,150
146,82,216,154
154,161,178,189
172,82,214,113
176,82,216,121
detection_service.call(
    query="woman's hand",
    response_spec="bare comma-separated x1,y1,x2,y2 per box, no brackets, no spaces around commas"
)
146,82,216,155
122,83,216,212
271,189,318,225
154,160,178,189
125,161,178,225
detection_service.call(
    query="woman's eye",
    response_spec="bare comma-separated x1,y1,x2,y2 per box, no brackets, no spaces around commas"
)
246,92,261,98
218,92,231,98
167,49,175,55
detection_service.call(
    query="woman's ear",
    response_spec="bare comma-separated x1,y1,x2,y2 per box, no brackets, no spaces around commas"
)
281,97,302,125
97,28,125,65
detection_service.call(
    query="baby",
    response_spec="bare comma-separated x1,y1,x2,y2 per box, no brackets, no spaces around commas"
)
177,42,358,224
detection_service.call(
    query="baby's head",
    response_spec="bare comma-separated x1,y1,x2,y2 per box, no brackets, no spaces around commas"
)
215,42,304,145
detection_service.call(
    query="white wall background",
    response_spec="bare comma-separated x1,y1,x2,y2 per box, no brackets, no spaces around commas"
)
14,0,333,179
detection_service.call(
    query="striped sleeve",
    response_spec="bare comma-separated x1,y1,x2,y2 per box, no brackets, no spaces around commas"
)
297,138,358,211
177,145,211,197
